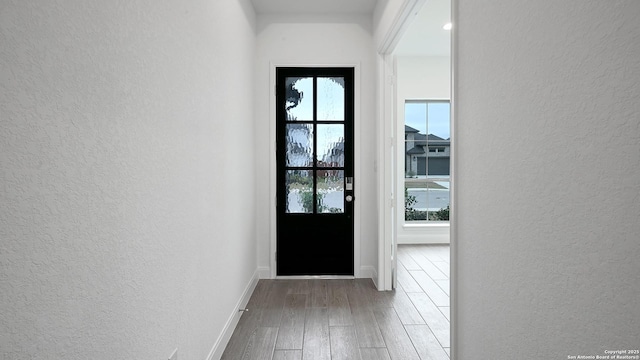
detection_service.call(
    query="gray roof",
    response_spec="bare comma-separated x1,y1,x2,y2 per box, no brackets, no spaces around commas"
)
406,127,451,147
409,133,449,145
407,146,425,155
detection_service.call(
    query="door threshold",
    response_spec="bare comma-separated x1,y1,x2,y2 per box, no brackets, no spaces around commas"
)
275,275,355,280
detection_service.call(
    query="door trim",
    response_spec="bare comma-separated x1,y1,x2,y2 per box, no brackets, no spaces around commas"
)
268,62,362,280
376,0,428,291
376,0,456,358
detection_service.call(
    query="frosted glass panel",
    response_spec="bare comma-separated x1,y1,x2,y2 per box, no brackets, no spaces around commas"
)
286,77,313,121
286,170,313,213
286,124,313,167
317,77,344,121
317,170,344,213
317,124,344,167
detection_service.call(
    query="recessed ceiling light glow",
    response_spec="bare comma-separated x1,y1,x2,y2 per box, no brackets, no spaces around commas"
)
443,23,452,30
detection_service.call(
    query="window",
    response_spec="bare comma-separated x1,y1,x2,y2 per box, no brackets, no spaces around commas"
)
404,100,450,222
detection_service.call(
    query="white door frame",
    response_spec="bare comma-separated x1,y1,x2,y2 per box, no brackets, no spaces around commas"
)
375,0,427,291
376,1,457,359
375,52,396,291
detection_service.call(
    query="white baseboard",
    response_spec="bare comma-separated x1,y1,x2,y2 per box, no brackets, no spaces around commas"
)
206,269,259,360
257,266,271,279
397,224,450,244
359,265,378,283
397,236,450,244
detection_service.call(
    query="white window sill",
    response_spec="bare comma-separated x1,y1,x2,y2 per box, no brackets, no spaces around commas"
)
403,222,450,229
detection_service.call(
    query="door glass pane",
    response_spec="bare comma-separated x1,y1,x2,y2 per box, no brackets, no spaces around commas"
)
316,124,344,167
317,77,344,121
286,170,313,213
317,170,344,213
286,77,313,121
286,124,313,167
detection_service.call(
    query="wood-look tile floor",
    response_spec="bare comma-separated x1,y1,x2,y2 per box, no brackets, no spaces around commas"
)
221,245,450,360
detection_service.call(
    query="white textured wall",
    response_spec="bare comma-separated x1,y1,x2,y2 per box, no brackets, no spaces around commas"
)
455,0,640,358
0,1,257,359
254,14,378,276
397,56,450,101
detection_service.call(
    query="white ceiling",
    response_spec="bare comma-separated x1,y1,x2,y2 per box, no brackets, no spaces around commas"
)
394,0,451,56
250,0,378,14
249,0,450,56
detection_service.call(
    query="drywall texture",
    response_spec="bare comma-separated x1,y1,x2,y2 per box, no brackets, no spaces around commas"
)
254,15,378,276
455,0,640,358
397,56,450,101
0,1,257,359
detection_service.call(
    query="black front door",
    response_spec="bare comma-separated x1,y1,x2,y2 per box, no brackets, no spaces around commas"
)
276,67,355,276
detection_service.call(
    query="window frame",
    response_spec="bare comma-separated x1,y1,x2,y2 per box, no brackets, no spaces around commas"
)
400,99,451,226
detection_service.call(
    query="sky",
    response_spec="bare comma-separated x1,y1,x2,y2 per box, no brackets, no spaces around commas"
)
405,101,450,139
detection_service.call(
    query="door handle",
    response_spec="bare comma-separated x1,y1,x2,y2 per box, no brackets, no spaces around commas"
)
346,195,354,202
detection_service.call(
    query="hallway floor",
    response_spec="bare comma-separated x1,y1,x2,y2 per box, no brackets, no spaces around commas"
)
221,245,450,360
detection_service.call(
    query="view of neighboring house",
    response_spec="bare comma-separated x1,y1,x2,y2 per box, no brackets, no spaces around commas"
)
405,125,450,177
